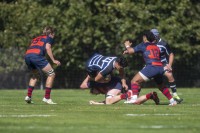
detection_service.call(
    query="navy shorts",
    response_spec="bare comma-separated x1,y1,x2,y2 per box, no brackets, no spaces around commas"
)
25,55,48,70
88,76,122,91
140,65,164,85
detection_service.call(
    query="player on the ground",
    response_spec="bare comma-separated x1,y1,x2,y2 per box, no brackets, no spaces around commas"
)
123,30,177,106
80,75,159,105
24,26,61,104
151,29,183,103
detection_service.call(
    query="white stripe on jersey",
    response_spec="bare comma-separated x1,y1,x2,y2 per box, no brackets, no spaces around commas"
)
100,57,116,73
157,44,170,56
89,55,116,71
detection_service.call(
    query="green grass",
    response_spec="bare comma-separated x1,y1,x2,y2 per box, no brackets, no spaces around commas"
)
0,88,200,133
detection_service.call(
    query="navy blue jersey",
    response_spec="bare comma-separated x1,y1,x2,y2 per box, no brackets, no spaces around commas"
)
156,39,172,64
86,54,117,78
133,42,162,66
25,35,54,57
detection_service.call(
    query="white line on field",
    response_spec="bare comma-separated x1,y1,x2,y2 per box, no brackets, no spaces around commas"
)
126,113,181,116
0,114,56,118
140,125,186,129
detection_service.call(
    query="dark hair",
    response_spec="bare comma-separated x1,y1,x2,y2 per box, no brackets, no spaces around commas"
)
125,38,134,44
116,56,128,68
43,26,55,36
143,30,156,42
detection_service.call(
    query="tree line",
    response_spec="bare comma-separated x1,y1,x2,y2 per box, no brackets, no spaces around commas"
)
0,0,199,88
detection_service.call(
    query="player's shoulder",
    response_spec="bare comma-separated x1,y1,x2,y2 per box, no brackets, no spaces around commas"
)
158,39,169,46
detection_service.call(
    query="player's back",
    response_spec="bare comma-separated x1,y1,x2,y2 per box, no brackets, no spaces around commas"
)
156,39,172,64
25,35,53,57
86,54,116,76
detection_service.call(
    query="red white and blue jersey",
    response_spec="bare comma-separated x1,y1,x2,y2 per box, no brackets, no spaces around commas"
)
25,35,54,57
156,39,172,64
86,54,117,77
133,42,162,66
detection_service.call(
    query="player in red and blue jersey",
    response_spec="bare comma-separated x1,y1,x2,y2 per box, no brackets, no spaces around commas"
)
24,26,61,104
151,29,183,103
123,30,177,106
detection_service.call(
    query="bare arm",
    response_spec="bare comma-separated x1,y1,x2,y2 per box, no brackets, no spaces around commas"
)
123,40,135,54
119,68,128,90
93,73,110,83
80,75,90,89
46,43,61,66
168,53,174,67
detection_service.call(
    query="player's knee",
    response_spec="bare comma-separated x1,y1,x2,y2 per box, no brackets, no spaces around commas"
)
105,99,113,105
46,69,55,77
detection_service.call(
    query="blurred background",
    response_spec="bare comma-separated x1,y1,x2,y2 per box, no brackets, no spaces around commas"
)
0,0,199,89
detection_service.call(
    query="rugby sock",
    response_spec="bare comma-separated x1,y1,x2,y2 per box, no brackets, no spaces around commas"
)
27,86,34,98
131,83,141,95
169,81,177,93
160,87,172,100
120,93,128,99
145,92,152,100
44,87,51,99
120,91,132,99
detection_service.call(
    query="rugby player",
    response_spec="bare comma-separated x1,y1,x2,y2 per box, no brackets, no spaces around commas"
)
24,26,60,104
123,30,177,106
151,29,183,103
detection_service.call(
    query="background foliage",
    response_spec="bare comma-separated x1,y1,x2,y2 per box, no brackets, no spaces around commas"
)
0,0,199,88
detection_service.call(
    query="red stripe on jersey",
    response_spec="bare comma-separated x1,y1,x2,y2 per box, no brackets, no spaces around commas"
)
152,62,162,66
26,49,40,55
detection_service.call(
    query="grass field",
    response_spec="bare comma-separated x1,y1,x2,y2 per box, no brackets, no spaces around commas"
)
0,88,200,133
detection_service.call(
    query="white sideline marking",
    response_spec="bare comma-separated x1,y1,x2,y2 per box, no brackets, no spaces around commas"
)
140,125,185,129
0,114,56,118
126,113,181,116
140,125,164,129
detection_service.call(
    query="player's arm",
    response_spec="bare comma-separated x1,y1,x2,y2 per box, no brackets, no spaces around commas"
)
118,68,128,90
165,43,174,70
89,100,105,105
80,75,90,89
123,40,134,54
93,72,109,83
46,43,61,66
168,53,174,67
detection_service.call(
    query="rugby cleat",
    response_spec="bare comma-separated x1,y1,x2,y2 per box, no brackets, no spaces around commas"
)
25,96,34,104
173,95,183,104
42,98,57,104
151,92,160,105
169,100,177,106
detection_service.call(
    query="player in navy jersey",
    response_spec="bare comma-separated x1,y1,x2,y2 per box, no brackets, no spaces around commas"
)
80,54,159,105
123,30,177,106
24,26,61,104
151,29,183,103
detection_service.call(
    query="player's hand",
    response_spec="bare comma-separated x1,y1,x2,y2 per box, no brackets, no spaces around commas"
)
122,83,129,91
124,40,132,47
53,60,61,66
164,64,172,72
123,50,129,54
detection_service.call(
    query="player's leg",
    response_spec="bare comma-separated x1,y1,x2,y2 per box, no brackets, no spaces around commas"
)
164,71,183,103
155,75,177,106
42,63,57,104
105,89,122,104
105,77,130,104
125,67,150,103
24,56,39,104
133,92,159,105
25,69,39,104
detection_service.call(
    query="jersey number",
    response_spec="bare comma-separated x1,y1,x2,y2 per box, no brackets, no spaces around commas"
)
148,49,160,59
31,37,44,46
